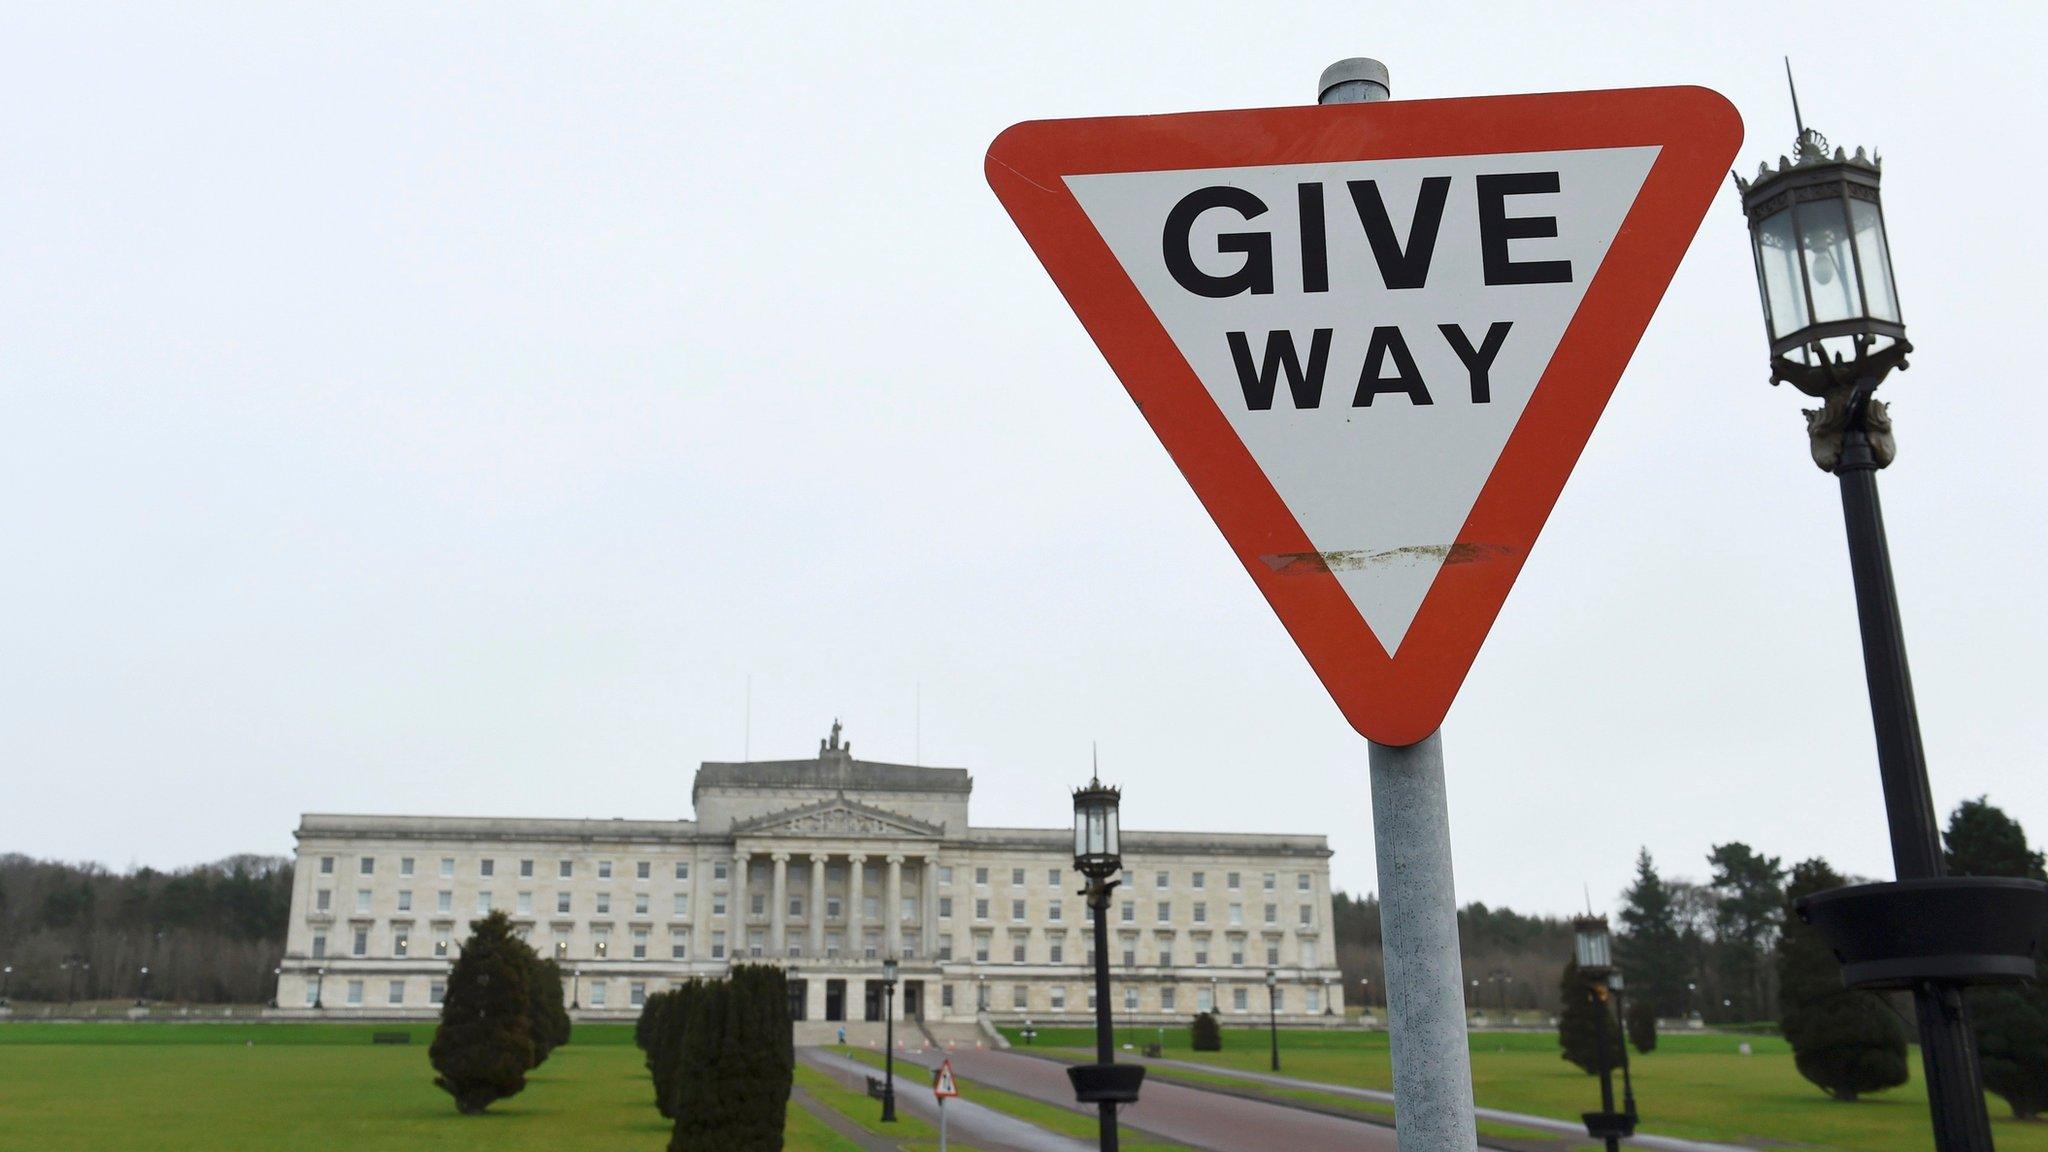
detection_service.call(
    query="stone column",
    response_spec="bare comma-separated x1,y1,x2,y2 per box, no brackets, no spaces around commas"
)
921,854,938,961
729,851,749,964
885,854,904,958
770,852,789,957
847,854,867,960
808,854,827,959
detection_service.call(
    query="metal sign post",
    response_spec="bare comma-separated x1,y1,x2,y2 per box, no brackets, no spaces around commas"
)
933,1059,959,1152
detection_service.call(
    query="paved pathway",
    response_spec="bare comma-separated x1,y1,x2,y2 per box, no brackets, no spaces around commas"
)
792,1085,906,1152
882,1046,1402,1152
802,1048,1093,1152
1146,1058,1753,1152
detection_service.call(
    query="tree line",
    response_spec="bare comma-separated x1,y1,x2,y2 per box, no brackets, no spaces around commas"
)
635,967,795,1151
0,853,291,1003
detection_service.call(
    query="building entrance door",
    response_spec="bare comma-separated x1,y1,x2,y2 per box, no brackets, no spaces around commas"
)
787,979,808,1022
903,981,923,1020
824,979,845,1022
863,980,884,1022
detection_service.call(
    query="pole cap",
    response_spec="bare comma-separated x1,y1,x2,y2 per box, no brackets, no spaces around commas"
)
1319,58,1390,104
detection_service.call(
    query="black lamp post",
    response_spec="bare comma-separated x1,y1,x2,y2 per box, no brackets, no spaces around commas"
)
1610,971,1637,1126
313,966,325,1010
2,964,12,1006
1572,916,1632,1152
880,956,900,1123
1264,969,1280,1071
270,966,281,1009
570,965,581,1010
135,965,150,1007
1736,72,2048,1152
1068,770,1143,1152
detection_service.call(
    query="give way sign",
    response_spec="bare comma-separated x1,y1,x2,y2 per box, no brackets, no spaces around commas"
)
986,87,1741,745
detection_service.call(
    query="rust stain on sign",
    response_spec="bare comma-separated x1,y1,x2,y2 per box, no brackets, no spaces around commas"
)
1259,542,1513,576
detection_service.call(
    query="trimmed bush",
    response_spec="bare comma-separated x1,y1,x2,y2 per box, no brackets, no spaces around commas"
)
1556,959,1606,1074
527,957,572,1067
1625,996,1657,1054
670,965,793,1152
429,911,534,1114
1191,1011,1222,1051
1778,858,1907,1101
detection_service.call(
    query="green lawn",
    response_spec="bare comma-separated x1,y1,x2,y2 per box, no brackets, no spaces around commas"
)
0,1022,825,1152
1007,1024,2048,1152
835,1046,1199,1152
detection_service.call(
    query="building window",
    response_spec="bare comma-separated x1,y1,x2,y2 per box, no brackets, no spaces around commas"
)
1158,942,1174,967
974,935,991,963
1192,902,1207,924
712,895,726,917
518,892,534,915
901,897,916,923
975,867,988,886
749,894,765,916
636,861,651,881
672,941,688,960
430,981,446,1005
1260,872,1274,892
1267,944,1281,966
828,897,843,918
1195,937,1210,966
632,929,648,960
1011,868,1025,886
598,861,612,880
942,985,955,1009
1192,871,1205,889
1233,987,1248,1012
1050,939,1065,964
1048,901,1063,923
435,935,450,957
394,932,409,957
388,980,405,1006
359,857,375,875
1156,871,1170,889
397,890,412,912
1299,905,1313,926
557,892,572,914
936,939,952,961
559,860,573,879
1157,901,1171,923
1122,942,1136,967
346,980,364,1007
590,982,607,1008
1124,987,1138,1010
598,893,612,915
636,893,651,916
673,893,689,917
714,861,728,882
1011,899,1025,920
1120,902,1134,923
1013,985,1028,1009
352,930,368,957
1050,986,1066,1010
712,931,727,960
1229,904,1244,926
675,862,689,881
311,934,326,959
938,866,953,884
356,890,371,914
938,897,953,919
477,892,493,914
975,899,989,920
400,857,414,877
519,859,534,878
480,859,495,878
438,891,452,914
1012,939,1027,963
1231,939,1245,967
790,896,805,918
1161,987,1177,1011
1303,942,1318,968
1197,987,1213,1013
1227,872,1240,891
1307,987,1321,1013
1297,873,1312,892
1265,904,1277,925
1048,868,1061,886
319,856,334,875
440,858,455,879
631,982,647,1008
1272,988,1285,1012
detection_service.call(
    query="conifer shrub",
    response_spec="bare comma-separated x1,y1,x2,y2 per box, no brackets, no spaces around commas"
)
1625,996,1658,1054
429,910,535,1114
1191,1011,1223,1051
1778,858,1907,1101
670,965,793,1152
527,956,573,1067
1556,959,1605,1074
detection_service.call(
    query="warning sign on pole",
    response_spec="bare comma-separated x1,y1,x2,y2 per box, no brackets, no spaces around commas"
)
933,1059,959,1099
986,87,1741,744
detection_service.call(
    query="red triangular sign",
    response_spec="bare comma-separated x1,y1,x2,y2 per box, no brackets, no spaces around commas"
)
934,1058,959,1099
988,87,1741,745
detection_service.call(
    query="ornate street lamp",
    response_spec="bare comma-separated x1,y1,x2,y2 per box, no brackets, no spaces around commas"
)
1571,916,1630,1152
1067,766,1142,1152
880,956,900,1123
1264,968,1281,1071
135,965,150,1007
570,965,581,1010
1609,972,1638,1127
313,966,325,1010
1736,68,2048,1152
270,966,281,1009
2,964,13,1006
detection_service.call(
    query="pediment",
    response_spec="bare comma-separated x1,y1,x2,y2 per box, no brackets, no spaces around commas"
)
732,797,943,839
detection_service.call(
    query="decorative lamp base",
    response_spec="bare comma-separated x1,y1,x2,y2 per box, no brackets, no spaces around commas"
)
1582,1110,1637,1140
1067,1064,1145,1104
1797,878,2048,989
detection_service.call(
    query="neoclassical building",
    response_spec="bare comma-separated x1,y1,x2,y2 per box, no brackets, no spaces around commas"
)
279,726,1344,1031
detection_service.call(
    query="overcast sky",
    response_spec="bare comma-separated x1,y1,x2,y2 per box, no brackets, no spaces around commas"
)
4,3,2043,919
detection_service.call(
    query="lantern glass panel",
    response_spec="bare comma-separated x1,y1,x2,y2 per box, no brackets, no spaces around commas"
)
1849,199,1900,323
1074,809,1087,858
1104,806,1119,857
1794,198,1858,324
1755,209,1810,339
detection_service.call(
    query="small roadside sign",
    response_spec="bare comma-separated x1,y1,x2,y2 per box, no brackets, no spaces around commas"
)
933,1059,960,1099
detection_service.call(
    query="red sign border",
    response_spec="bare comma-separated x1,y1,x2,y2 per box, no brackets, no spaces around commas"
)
987,87,1741,745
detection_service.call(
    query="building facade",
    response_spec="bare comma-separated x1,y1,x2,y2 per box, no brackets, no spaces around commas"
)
279,727,1344,1027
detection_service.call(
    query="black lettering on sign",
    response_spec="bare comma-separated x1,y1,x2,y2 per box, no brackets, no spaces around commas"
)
1297,183,1328,294
1227,329,1333,411
1476,172,1572,286
1437,321,1512,404
1353,326,1432,407
1162,187,1274,298
1346,176,1450,290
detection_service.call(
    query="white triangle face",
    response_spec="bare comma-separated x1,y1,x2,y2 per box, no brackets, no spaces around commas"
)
1067,146,1658,653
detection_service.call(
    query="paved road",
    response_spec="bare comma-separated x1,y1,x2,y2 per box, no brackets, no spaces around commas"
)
884,1046,1402,1152
1147,1058,1752,1152
802,1048,1093,1152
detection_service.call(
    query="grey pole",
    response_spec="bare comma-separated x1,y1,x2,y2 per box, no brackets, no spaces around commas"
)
1323,60,1478,1152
